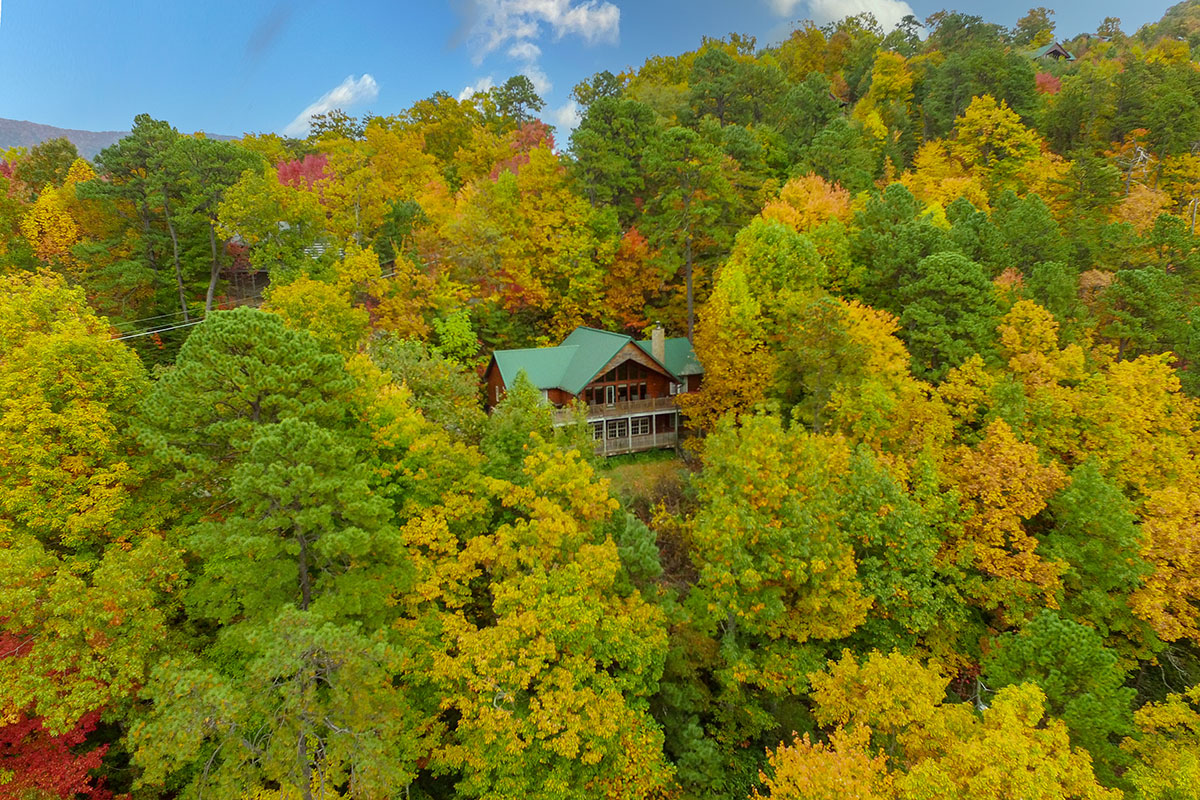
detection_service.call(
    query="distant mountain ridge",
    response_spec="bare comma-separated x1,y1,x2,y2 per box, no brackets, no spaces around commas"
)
0,117,235,160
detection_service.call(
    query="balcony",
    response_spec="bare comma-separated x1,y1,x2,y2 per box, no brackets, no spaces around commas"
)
551,395,680,425
593,430,678,456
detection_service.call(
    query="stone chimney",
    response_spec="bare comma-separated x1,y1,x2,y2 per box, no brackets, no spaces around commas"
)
651,324,665,363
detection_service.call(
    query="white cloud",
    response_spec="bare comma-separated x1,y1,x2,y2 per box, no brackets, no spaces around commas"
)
459,0,620,64
458,75,496,100
283,74,379,137
507,41,542,61
767,0,917,32
548,99,581,132
522,64,552,95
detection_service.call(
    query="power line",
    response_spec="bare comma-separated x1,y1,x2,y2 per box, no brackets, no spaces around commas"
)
111,318,207,341
110,308,197,328
107,267,400,342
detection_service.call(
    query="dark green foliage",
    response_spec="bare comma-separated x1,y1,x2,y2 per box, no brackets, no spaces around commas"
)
13,137,79,194
136,307,356,511
899,251,999,380
984,610,1136,787
992,191,1072,272
569,96,658,226
373,198,429,264
947,197,1015,277
1042,460,1155,657
852,183,952,310
1026,259,1084,326
838,449,960,652
794,118,876,193
921,48,1036,139
778,72,843,160
1098,266,1191,359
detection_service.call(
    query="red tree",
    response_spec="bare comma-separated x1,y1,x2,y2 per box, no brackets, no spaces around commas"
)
277,153,329,189
0,711,111,800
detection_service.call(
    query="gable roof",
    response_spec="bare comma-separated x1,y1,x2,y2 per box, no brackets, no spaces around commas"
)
490,327,702,395
1029,42,1075,60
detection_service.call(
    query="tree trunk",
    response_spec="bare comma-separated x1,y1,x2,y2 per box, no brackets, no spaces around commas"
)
299,727,313,800
162,194,189,322
206,221,221,313
685,232,694,342
297,531,312,611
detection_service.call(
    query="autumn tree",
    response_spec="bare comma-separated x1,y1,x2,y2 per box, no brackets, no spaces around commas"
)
644,126,735,339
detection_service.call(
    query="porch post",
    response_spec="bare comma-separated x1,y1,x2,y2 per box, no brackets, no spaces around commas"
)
652,414,657,448
628,416,633,453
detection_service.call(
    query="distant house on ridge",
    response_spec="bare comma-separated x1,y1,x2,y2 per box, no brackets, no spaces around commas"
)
1028,41,1076,61
485,326,703,456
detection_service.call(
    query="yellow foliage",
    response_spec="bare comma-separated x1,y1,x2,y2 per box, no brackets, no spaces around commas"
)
802,654,1119,800
895,684,1122,800
900,141,991,212
755,727,894,800
20,185,80,264
1116,183,1174,234
263,276,369,356
947,95,1043,193
1122,685,1200,800
1073,354,1200,497
998,300,1085,388
946,419,1067,615
1130,487,1200,643
681,268,774,432
761,174,852,232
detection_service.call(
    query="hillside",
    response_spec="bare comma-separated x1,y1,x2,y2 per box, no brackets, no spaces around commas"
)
6,3,1200,800
0,117,234,159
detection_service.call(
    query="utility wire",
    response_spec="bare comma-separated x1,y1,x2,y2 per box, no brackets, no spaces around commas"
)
109,269,398,341
110,307,199,328
111,318,207,341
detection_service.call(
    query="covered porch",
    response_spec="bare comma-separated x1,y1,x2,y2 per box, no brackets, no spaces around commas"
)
552,397,681,457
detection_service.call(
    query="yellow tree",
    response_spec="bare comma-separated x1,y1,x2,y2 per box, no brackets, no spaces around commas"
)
895,684,1122,800
947,95,1043,195
760,174,852,233
0,272,181,733
404,440,676,800
754,727,894,800
900,141,991,212
797,652,1120,800
679,266,774,431
945,418,1067,618
1121,685,1200,800
1130,486,1200,644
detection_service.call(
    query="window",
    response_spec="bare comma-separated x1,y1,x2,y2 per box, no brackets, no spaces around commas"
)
638,382,647,400
590,422,604,441
606,419,628,439
631,417,651,436
605,385,615,406
495,385,502,403
669,382,678,395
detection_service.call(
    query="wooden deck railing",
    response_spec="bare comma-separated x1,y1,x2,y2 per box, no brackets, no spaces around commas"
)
552,395,679,425
593,431,677,456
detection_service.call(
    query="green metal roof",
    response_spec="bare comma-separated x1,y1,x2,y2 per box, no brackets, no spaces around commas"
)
1028,42,1075,60
493,346,579,391
559,328,632,394
636,337,704,376
490,326,703,396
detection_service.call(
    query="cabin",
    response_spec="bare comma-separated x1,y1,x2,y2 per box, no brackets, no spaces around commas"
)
485,326,703,456
1028,41,1075,61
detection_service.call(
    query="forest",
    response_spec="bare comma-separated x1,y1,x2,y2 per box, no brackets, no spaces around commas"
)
4,2,1200,798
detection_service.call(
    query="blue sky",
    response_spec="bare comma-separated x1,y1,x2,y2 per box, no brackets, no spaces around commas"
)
0,1,1175,138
